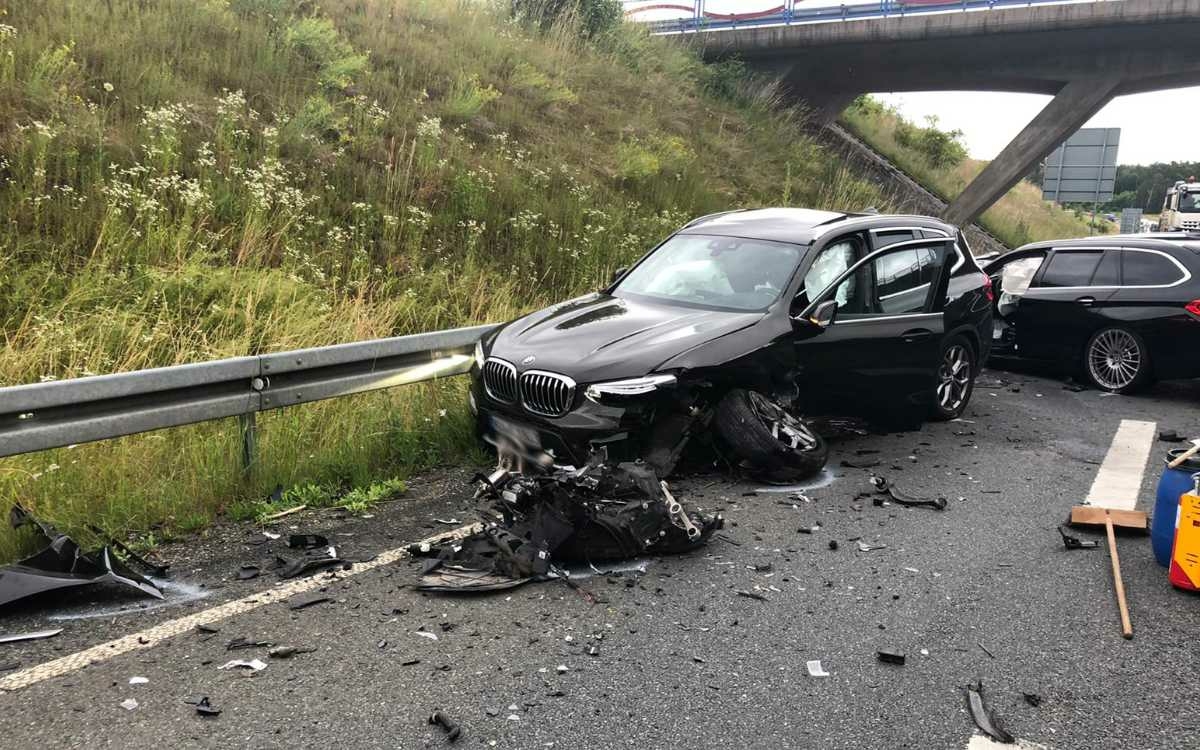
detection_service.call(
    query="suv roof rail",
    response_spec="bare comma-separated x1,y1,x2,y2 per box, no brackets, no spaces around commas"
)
681,209,748,229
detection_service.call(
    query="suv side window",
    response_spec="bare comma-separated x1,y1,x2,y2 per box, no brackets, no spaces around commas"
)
872,229,916,249
1036,250,1102,288
872,245,945,314
1122,250,1183,286
1091,249,1121,286
803,237,869,314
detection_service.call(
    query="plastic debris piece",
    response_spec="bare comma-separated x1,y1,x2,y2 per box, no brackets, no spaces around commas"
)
274,553,345,580
195,623,220,635
120,698,139,711
415,631,439,641
876,650,905,665
857,541,886,552
735,589,769,602
1159,430,1185,443
236,565,260,580
967,680,1014,744
288,593,330,610
428,710,462,742
262,505,306,521
806,659,830,677
129,676,149,685
226,636,271,650
287,534,328,550
194,696,221,717
555,664,569,673
797,525,820,534
828,540,839,550
1058,525,1099,550
262,531,281,540
218,659,267,672
0,628,63,644
1023,692,1042,708
869,476,948,511
268,646,316,659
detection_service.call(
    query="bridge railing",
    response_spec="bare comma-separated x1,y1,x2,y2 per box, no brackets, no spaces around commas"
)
0,324,499,464
625,0,1116,34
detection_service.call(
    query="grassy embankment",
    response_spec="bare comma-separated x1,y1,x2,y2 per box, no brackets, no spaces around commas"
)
0,0,885,560
842,96,1106,249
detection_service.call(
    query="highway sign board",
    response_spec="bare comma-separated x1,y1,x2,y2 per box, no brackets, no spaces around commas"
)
1042,128,1120,204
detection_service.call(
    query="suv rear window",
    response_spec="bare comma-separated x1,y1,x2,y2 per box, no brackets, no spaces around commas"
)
1122,250,1182,286
1038,251,1102,288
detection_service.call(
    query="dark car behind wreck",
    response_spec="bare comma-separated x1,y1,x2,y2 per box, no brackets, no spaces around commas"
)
470,208,993,480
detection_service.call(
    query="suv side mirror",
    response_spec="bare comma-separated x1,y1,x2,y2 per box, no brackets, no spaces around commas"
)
611,266,628,284
809,299,839,329
792,299,838,334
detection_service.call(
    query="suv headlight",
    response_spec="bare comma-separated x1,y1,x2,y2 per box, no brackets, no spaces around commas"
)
474,340,485,370
584,374,676,402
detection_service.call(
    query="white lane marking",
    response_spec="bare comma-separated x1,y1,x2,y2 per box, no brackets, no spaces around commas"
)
967,734,1049,750
0,523,480,693
1085,419,1157,511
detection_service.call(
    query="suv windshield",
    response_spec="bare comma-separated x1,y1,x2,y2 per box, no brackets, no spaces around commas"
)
614,234,804,312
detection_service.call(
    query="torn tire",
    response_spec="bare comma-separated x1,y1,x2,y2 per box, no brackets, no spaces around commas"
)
714,389,828,483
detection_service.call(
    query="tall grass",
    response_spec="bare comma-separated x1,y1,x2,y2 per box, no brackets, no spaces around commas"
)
842,97,1105,248
0,0,884,561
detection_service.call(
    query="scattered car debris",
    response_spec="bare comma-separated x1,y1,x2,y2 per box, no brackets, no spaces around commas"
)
1058,525,1099,550
86,524,170,578
978,642,996,659
433,518,460,526
828,540,839,550
967,680,1015,744
806,659,830,677
1158,430,1185,443
1023,692,1043,708
796,525,820,534
869,476,948,511
736,589,769,602
876,649,906,665
188,696,221,717
856,541,887,552
412,454,720,593
268,645,316,659
226,637,271,650
195,623,220,635
415,631,439,641
218,659,267,672
129,676,149,685
0,628,63,644
288,593,330,610
236,565,260,580
274,551,345,580
428,710,462,742
120,698,139,711
287,534,328,550
0,505,164,608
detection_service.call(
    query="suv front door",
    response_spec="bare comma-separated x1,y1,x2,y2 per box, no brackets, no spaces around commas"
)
795,237,954,411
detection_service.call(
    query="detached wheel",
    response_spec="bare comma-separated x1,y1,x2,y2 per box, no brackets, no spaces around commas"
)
714,389,829,483
931,335,976,421
1084,326,1151,393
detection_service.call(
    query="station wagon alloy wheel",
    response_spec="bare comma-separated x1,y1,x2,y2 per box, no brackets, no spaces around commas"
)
937,343,972,413
1087,328,1143,391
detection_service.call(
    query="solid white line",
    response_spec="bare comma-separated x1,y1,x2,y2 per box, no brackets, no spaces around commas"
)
1085,419,1157,511
0,523,480,693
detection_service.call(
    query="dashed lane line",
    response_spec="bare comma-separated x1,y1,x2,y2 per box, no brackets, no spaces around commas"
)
1084,419,1157,511
0,523,480,693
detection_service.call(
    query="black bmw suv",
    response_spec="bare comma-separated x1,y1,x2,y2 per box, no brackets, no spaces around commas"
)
983,233,1200,392
470,208,993,478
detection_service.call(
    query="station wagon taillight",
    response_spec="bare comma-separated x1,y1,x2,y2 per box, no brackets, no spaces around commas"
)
1186,300,1200,318
982,273,994,303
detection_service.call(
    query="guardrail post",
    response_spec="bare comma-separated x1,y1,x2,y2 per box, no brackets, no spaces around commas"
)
239,412,257,472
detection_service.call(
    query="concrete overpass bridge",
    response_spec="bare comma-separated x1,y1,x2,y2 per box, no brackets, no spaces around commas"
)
629,0,1200,230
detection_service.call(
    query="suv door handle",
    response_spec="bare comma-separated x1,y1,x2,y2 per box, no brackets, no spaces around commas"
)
1076,296,1096,306
901,328,934,343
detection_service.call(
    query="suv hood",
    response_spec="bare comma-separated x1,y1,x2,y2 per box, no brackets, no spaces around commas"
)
488,293,763,382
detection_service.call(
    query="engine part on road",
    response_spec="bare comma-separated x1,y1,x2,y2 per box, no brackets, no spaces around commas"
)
0,505,164,609
869,475,948,510
966,681,1015,744
414,455,721,593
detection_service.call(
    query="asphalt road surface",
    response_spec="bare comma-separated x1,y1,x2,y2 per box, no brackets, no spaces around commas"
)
2,368,1198,749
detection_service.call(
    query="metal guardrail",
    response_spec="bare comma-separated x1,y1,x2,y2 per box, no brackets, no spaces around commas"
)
627,0,1113,34
0,324,498,462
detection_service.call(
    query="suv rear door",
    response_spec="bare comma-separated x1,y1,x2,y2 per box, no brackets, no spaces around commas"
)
1009,247,1119,361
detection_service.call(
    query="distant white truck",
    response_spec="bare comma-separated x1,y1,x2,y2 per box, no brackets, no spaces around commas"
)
1160,177,1200,231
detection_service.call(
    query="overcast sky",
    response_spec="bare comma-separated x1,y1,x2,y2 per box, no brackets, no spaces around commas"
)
874,88,1200,166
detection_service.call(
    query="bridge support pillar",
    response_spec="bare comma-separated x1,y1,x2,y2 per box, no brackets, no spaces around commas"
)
807,91,860,127
942,78,1120,229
